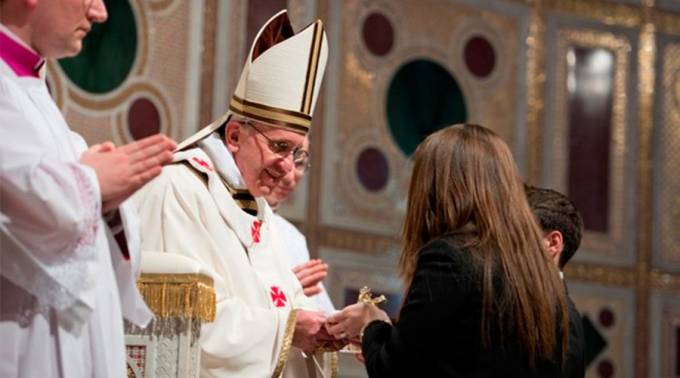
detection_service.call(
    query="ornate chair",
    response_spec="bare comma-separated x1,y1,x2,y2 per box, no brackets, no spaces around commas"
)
125,252,216,378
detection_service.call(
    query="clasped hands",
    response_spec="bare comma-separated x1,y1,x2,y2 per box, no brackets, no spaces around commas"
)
292,303,390,356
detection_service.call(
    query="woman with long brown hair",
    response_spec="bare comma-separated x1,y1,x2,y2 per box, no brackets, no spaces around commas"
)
327,124,569,377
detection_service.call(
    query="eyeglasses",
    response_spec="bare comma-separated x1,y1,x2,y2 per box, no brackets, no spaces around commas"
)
246,121,311,171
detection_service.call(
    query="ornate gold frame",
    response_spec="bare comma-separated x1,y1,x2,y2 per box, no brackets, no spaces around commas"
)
552,29,630,259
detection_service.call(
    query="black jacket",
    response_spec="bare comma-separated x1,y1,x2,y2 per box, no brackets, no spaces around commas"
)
564,292,586,378
361,235,574,377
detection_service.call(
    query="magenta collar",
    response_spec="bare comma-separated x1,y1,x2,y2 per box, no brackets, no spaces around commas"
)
0,29,45,78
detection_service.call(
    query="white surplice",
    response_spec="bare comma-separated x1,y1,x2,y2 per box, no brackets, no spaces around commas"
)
134,136,334,378
271,213,335,315
0,37,152,377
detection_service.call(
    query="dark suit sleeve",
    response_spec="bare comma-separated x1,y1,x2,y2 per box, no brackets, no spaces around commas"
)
563,296,585,378
361,240,469,377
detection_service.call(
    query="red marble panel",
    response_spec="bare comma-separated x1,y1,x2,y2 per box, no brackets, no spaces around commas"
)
597,359,614,378
362,12,394,56
464,35,496,78
599,307,615,328
356,146,389,192
128,98,161,140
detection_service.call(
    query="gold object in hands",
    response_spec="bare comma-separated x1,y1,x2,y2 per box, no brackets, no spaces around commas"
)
340,286,387,354
317,287,387,353
357,286,387,306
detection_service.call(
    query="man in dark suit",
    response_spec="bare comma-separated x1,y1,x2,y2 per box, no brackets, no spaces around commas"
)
526,185,586,378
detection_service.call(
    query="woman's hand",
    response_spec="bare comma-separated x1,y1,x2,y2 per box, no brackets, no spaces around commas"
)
325,303,390,340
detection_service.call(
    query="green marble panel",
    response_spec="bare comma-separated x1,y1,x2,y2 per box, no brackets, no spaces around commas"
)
59,0,137,94
386,59,467,156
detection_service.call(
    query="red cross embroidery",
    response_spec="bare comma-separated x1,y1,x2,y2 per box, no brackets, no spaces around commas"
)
251,220,262,244
191,157,213,171
270,286,287,307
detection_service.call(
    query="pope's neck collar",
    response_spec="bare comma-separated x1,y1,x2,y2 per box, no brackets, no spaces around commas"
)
198,132,249,191
0,24,45,79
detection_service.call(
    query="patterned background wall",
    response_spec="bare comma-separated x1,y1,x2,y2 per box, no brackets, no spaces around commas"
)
56,0,680,377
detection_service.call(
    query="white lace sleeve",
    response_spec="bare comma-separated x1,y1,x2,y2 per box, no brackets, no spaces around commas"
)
0,74,101,321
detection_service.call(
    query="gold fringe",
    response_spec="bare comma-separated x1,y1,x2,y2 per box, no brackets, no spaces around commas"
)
271,309,298,378
136,273,216,322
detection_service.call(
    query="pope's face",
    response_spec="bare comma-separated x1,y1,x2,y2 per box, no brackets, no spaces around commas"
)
265,137,309,208
30,0,108,58
226,120,306,197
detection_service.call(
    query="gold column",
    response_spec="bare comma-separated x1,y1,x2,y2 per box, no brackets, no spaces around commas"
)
306,0,330,258
525,0,546,183
634,0,656,376
199,0,218,127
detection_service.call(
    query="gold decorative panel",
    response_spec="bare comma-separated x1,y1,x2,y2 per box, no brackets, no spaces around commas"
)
564,262,635,287
653,38,680,271
549,28,633,265
649,292,680,377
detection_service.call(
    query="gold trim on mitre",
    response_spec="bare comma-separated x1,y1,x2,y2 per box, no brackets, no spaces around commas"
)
302,20,324,114
176,9,327,151
271,309,298,378
231,9,328,136
229,95,311,134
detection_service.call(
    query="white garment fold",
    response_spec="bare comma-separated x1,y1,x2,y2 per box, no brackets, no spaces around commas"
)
272,213,336,315
0,47,151,377
135,147,330,377
198,132,248,189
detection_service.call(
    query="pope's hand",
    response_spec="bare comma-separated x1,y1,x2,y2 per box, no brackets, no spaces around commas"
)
315,325,349,351
292,259,328,296
325,303,390,340
292,309,327,354
80,134,176,212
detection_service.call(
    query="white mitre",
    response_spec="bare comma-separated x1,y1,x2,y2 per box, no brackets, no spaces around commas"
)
176,9,329,151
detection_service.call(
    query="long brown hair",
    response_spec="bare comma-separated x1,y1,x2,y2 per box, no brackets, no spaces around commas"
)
400,124,568,366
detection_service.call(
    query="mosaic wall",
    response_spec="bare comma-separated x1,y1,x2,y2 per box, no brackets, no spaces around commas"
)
650,292,680,378
318,0,528,236
58,0,680,377
569,282,635,378
53,0,205,146
652,32,680,273
305,1,680,377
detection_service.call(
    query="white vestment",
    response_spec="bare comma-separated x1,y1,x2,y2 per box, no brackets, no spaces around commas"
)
271,214,335,314
134,140,335,378
0,31,152,377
